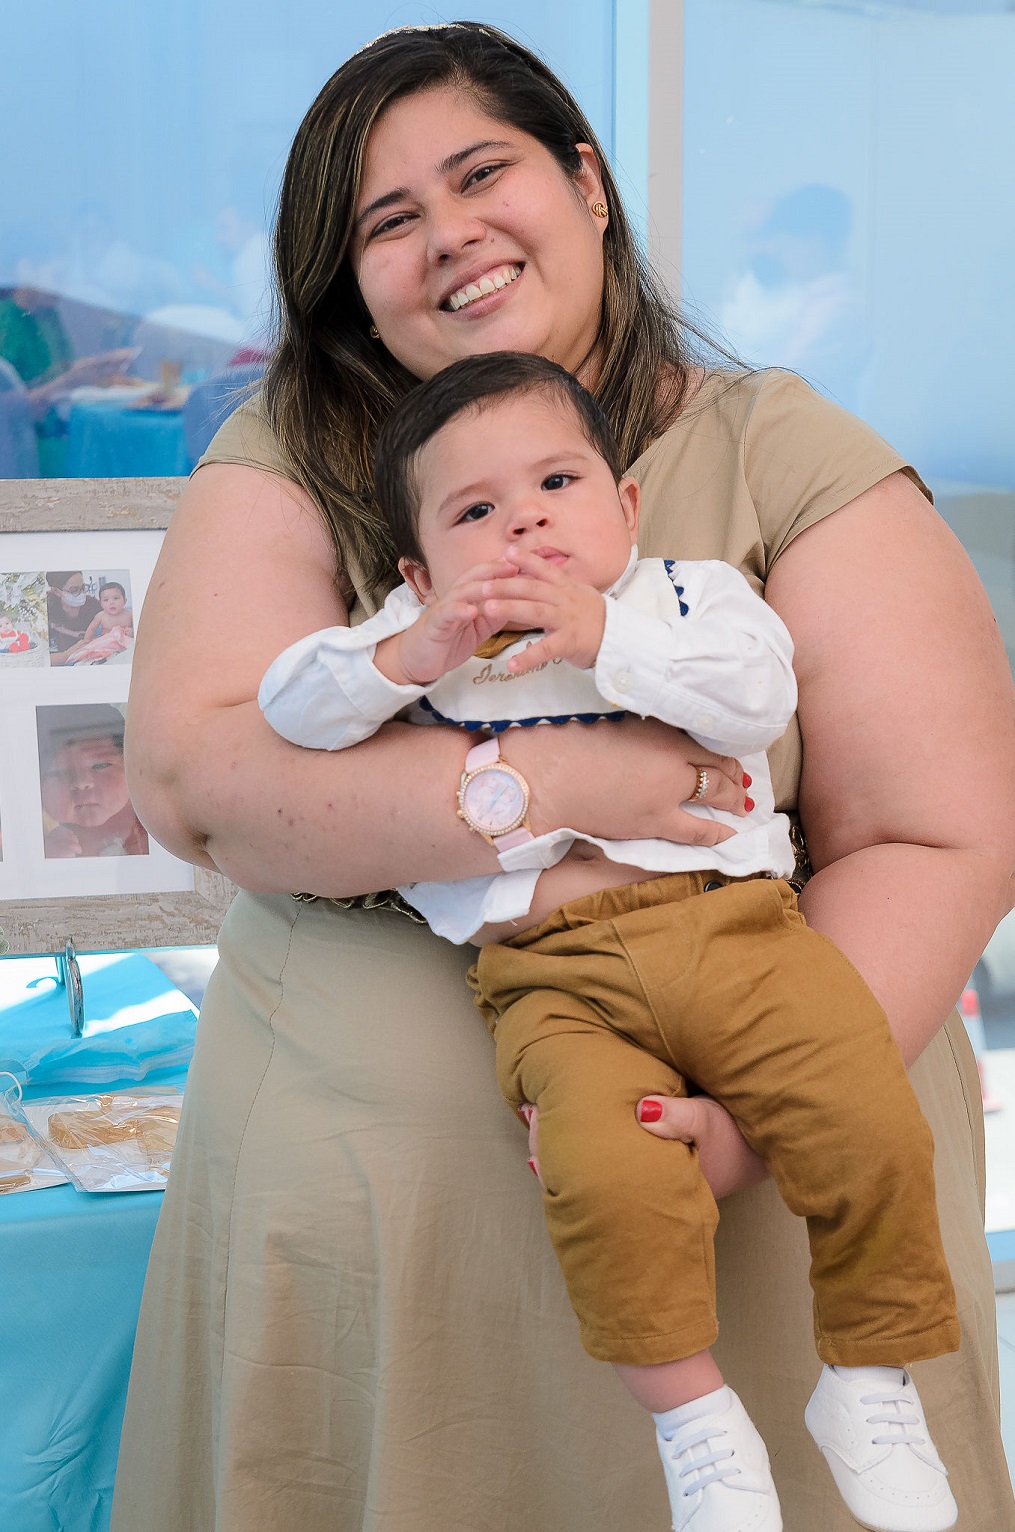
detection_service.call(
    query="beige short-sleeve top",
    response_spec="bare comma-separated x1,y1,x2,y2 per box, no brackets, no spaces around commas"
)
198,368,929,812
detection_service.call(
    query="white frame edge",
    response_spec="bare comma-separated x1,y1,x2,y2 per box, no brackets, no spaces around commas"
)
0,476,236,956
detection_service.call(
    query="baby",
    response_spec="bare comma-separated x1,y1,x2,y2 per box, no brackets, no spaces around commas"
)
81,581,133,642
260,353,959,1532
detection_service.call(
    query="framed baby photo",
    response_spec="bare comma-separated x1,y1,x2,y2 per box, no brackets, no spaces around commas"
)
0,478,236,955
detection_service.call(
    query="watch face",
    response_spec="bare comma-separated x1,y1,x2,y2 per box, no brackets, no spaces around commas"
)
461,766,528,836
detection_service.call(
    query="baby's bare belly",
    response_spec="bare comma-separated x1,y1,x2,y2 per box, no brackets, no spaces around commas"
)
471,843,663,947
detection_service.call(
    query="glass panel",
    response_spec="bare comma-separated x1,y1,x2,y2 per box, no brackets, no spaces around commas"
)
682,0,1015,1241
0,2,615,480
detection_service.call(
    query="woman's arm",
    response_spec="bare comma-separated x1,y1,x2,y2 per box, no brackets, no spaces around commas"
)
50,636,87,668
126,464,748,893
25,350,139,418
631,470,1015,1190
767,470,1015,1063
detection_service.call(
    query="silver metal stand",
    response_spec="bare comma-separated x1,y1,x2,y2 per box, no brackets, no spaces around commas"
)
54,939,84,1038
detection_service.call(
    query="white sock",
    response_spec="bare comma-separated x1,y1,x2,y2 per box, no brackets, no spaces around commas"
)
654,1384,732,1441
832,1363,907,1387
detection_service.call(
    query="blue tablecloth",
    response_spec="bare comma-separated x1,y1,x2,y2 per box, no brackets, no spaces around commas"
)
66,396,191,478
0,953,197,1532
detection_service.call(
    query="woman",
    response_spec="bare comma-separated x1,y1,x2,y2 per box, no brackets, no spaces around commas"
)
113,23,1015,1532
46,570,101,663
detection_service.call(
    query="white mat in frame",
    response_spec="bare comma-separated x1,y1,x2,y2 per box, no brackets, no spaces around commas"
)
0,479,234,955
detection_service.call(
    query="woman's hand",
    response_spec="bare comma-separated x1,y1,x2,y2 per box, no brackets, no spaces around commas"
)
507,713,749,848
49,639,83,669
519,1095,768,1201
634,1095,768,1198
28,350,140,416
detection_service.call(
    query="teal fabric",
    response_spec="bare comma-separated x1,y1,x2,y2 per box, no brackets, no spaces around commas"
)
0,296,75,476
0,953,196,1532
0,297,73,389
65,397,190,477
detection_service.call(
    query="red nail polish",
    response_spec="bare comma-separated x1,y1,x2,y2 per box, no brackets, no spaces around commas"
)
527,1158,539,1177
638,1100,663,1123
742,773,752,788
744,796,755,812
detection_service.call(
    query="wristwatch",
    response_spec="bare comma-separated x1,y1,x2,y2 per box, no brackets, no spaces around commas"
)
457,737,534,850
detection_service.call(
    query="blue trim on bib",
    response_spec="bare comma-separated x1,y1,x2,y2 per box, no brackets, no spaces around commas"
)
418,697,628,733
663,560,689,616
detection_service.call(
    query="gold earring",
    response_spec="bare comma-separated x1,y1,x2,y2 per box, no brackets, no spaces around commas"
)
369,323,380,339
591,201,608,219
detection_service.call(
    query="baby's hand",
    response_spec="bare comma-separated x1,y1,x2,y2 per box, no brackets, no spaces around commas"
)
482,549,606,674
44,825,84,858
376,559,517,686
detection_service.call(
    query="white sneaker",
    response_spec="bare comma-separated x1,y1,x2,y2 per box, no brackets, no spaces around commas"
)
656,1388,782,1531
804,1365,958,1531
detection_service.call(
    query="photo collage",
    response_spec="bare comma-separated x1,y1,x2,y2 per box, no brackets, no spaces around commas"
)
0,568,134,671
0,529,193,901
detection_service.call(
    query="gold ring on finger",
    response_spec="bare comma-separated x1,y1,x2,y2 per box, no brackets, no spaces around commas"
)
691,768,709,803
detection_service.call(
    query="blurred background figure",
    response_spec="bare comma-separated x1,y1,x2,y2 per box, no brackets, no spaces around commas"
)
719,183,870,411
0,286,136,474
136,198,272,385
194,201,272,346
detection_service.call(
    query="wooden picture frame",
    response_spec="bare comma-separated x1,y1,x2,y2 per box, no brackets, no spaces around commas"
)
0,477,236,956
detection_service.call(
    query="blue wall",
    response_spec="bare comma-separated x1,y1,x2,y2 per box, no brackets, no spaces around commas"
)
1,3,616,326
682,0,1015,491
9,0,1010,493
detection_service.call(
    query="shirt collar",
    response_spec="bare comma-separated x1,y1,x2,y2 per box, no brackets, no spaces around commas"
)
604,545,639,599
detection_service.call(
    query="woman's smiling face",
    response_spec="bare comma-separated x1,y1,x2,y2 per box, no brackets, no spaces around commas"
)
351,87,608,382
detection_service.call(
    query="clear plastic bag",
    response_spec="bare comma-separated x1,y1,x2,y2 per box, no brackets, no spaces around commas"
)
0,1075,69,1195
19,1087,183,1193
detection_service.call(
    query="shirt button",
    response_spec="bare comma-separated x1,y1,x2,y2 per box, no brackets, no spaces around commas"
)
703,879,724,892
614,670,631,692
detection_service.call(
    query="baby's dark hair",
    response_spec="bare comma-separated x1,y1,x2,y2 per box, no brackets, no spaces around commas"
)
36,703,126,774
373,353,624,565
99,581,126,600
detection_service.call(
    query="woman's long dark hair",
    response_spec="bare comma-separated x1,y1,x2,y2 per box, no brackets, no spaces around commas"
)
264,21,705,598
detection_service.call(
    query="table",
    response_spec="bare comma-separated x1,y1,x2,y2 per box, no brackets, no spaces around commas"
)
65,391,191,478
0,953,196,1532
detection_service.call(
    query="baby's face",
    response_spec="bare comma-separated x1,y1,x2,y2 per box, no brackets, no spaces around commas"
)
101,589,126,616
41,737,130,827
401,391,639,604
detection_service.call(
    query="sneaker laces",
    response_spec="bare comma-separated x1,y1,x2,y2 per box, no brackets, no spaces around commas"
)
672,1423,740,1496
860,1388,932,1453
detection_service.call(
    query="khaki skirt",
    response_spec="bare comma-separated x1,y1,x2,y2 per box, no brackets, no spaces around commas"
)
111,891,1014,1532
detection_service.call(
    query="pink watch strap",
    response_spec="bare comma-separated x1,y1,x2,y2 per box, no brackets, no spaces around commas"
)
465,736,501,770
494,825,534,850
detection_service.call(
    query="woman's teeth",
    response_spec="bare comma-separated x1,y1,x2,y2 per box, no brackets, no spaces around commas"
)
446,264,522,312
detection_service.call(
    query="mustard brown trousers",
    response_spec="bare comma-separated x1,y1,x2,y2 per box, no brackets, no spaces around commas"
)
470,871,960,1369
